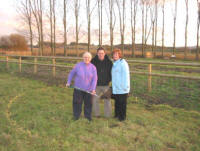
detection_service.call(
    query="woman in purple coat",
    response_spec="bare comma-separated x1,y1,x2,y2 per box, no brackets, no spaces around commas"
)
66,52,97,121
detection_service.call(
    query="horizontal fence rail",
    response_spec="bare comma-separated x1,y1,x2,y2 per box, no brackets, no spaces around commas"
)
127,59,200,67
1,55,200,80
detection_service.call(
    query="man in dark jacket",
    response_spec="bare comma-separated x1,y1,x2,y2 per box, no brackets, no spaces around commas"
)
91,47,113,118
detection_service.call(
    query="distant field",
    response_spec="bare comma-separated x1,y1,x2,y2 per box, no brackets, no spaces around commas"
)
1,45,199,60
31,47,199,60
1,71,200,150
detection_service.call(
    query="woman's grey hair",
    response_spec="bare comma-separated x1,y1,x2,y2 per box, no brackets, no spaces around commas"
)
83,52,92,60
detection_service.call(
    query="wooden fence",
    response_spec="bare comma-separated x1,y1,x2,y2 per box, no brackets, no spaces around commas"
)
1,55,200,92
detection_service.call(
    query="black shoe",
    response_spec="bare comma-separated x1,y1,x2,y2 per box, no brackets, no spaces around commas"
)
87,118,92,122
119,118,126,122
114,115,118,118
73,117,79,121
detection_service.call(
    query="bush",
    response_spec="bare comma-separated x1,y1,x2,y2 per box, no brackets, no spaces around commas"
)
0,34,28,51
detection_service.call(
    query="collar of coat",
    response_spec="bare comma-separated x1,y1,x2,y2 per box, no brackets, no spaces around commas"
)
93,54,110,62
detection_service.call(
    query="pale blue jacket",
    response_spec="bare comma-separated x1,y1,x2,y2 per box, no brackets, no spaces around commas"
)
111,59,130,94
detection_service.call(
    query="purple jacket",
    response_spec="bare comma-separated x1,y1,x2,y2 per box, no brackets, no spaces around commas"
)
67,62,97,92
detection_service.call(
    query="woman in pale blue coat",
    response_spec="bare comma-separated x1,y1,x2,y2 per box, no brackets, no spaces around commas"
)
111,49,130,121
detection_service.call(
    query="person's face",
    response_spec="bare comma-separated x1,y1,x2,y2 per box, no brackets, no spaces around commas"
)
83,55,91,64
97,50,105,61
113,52,120,61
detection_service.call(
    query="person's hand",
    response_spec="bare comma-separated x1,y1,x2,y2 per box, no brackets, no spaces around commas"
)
91,90,96,95
66,83,70,88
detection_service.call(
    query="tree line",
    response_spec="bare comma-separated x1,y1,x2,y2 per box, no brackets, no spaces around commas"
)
16,0,200,60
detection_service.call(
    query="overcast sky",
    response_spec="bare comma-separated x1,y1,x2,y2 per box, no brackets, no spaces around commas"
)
0,0,199,47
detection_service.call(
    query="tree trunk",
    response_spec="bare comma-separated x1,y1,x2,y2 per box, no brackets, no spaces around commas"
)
184,0,188,60
197,22,200,60
109,0,115,53
154,0,158,58
172,0,178,56
64,0,67,56
197,1,200,60
39,0,43,56
161,0,165,58
53,0,56,56
141,2,144,57
86,0,91,52
74,0,80,56
49,0,53,55
31,0,41,56
116,0,126,55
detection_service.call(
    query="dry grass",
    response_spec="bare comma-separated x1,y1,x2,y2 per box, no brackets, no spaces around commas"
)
0,46,199,60
0,49,31,56
32,47,199,60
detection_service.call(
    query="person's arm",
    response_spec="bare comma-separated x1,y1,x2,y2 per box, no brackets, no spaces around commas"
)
67,64,78,86
108,60,113,82
121,60,130,92
91,66,98,93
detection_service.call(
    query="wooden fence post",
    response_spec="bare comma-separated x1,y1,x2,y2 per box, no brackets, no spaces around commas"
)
19,56,22,72
34,57,37,74
52,58,56,77
6,56,9,69
148,64,152,92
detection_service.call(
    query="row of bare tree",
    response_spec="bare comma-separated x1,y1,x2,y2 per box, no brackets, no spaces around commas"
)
17,0,200,60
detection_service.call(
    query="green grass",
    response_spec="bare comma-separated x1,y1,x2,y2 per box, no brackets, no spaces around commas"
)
131,74,200,112
0,72,200,151
1,61,200,112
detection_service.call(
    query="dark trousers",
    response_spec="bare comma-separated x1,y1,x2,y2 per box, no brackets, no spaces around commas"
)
73,89,93,121
113,94,128,121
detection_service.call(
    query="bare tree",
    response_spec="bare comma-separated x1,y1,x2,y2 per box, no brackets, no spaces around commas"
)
48,0,56,56
141,0,152,57
184,0,189,59
86,0,91,52
107,0,116,53
86,0,96,52
197,0,200,60
161,0,165,57
10,34,28,50
144,1,152,54
73,0,81,56
53,0,56,56
97,0,103,46
31,0,42,55
150,0,156,57
18,0,33,53
31,0,44,55
172,0,178,56
39,0,44,55
0,34,28,50
116,0,126,54
49,0,53,55
63,0,67,56
130,0,138,57
0,36,13,50
141,0,145,57
144,1,148,54
154,0,158,57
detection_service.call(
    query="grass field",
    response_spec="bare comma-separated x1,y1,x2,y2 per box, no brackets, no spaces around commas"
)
0,72,200,151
